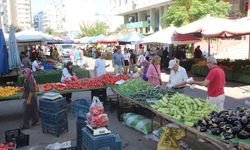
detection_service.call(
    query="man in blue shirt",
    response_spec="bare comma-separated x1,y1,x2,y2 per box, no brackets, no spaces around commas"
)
112,47,124,74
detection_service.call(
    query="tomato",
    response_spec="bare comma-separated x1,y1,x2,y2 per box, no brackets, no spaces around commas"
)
0,144,4,148
8,142,14,147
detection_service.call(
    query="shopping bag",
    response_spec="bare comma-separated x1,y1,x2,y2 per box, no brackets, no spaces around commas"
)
89,96,104,116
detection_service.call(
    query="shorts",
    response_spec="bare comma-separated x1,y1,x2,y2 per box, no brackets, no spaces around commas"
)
124,60,129,66
207,94,225,109
114,65,123,74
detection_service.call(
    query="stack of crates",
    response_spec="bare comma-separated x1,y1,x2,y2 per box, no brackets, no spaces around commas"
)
81,127,122,150
39,97,68,137
72,99,91,150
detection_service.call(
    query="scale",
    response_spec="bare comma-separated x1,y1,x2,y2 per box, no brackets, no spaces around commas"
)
86,124,111,136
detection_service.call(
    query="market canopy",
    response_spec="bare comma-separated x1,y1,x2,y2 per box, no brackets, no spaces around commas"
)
16,29,56,42
88,34,105,44
119,32,144,43
175,15,234,38
141,25,200,44
97,35,119,44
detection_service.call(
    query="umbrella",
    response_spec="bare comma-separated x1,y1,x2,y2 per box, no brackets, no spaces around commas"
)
16,29,46,42
119,32,144,43
97,35,119,44
141,25,200,44
0,28,9,74
89,34,105,44
8,25,21,70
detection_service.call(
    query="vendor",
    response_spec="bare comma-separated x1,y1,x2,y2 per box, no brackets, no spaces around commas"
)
21,68,39,129
94,52,110,77
166,58,188,93
32,57,44,72
61,61,74,103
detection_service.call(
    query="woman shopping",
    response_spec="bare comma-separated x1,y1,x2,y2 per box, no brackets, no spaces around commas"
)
21,68,39,129
146,55,162,86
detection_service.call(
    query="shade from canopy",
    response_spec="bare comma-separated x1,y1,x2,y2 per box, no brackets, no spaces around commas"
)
0,29,9,74
8,25,21,70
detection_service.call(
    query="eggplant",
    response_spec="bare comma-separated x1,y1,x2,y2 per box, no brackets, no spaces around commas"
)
245,124,250,132
211,117,219,124
210,111,219,117
224,124,233,131
221,132,234,140
200,126,207,132
218,110,229,117
227,116,238,124
210,128,222,135
233,120,242,127
230,126,241,135
241,116,248,126
193,122,199,128
218,117,225,122
201,118,208,126
237,130,250,139
219,122,226,128
238,112,246,117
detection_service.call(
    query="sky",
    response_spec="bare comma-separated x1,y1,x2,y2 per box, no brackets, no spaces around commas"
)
31,0,110,16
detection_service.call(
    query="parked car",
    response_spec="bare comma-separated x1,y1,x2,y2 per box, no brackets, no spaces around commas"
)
56,44,75,58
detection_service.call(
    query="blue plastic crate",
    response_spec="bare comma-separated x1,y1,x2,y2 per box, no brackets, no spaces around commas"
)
114,134,122,150
72,99,91,118
40,109,67,124
77,116,87,150
81,128,121,150
41,119,68,137
39,97,66,113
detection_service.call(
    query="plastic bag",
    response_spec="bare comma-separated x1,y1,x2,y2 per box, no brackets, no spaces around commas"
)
157,126,185,150
89,96,104,116
90,113,109,127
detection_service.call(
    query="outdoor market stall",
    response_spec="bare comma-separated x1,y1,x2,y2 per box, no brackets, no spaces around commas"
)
108,78,250,150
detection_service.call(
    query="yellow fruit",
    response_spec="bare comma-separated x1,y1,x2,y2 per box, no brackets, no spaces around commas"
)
0,86,19,97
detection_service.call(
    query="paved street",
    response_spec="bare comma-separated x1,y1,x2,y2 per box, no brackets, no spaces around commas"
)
0,56,249,150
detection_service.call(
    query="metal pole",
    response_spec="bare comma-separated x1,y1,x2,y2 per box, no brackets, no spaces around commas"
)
208,38,210,56
248,0,250,59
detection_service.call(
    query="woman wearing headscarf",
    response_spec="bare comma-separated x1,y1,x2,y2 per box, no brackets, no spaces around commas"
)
61,61,75,103
21,68,39,129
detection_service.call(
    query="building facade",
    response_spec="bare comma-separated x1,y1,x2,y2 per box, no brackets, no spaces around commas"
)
0,0,31,32
112,0,250,34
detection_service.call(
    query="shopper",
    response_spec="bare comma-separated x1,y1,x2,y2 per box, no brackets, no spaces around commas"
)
61,61,75,103
112,47,124,74
32,57,44,72
21,52,32,69
21,68,39,129
137,51,145,67
123,48,130,74
94,52,110,77
129,49,137,73
140,56,150,81
166,58,188,93
188,56,225,109
146,55,162,86
194,45,202,59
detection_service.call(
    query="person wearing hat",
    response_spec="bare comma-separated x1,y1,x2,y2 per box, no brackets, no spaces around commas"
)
188,56,225,109
166,58,188,92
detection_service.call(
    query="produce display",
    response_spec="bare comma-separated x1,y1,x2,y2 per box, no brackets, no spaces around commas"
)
117,79,152,95
0,86,20,97
99,73,130,85
152,93,220,126
0,142,15,150
193,107,250,140
130,87,174,103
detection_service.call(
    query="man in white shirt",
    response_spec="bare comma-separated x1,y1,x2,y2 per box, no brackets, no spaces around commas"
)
94,52,110,77
166,58,188,92
32,58,44,72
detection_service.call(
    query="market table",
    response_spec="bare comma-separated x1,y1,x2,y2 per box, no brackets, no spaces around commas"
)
109,85,250,150
0,87,106,102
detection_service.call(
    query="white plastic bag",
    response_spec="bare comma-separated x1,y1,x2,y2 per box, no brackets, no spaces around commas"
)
89,96,104,116
45,141,71,150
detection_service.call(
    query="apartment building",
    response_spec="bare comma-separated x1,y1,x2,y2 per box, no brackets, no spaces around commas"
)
112,0,249,34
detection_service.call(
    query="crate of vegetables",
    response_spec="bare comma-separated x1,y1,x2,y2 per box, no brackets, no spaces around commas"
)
5,129,29,148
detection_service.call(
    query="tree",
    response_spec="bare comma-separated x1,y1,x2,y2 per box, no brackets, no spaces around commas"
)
44,27,55,35
79,22,109,37
161,0,231,27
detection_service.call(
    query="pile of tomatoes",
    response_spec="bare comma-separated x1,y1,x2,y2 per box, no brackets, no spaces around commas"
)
40,73,130,92
0,142,15,150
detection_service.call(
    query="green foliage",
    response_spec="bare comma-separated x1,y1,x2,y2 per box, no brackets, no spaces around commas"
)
161,0,231,28
79,22,109,37
44,27,54,35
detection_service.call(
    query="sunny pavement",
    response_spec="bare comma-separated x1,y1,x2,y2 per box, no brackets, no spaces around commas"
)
0,56,249,150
